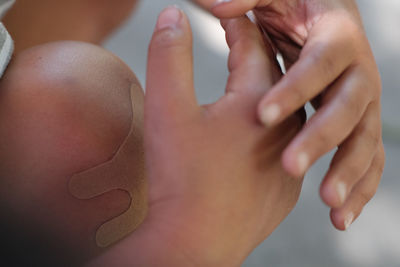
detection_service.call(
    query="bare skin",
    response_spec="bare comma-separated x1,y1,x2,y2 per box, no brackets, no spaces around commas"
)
0,41,144,265
2,0,384,233
3,0,139,53
0,0,382,264
88,8,304,267
0,7,305,266
196,0,385,231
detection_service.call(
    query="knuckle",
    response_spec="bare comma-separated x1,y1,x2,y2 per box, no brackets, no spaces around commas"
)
358,188,376,205
375,145,386,175
358,122,381,150
289,85,307,105
308,48,337,78
314,127,333,147
279,78,308,108
341,19,362,50
337,89,365,120
232,38,258,58
229,39,253,71
365,128,381,149
344,164,363,182
360,68,382,100
368,130,381,149
368,73,382,98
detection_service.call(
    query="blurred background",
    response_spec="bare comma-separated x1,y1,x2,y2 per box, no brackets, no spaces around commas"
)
104,1,400,266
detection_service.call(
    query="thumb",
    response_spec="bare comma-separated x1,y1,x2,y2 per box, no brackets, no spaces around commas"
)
145,7,198,127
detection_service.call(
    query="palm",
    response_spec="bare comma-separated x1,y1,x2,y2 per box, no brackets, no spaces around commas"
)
254,0,359,67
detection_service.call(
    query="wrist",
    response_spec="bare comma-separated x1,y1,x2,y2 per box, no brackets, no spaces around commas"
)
91,212,250,267
130,211,250,267
86,219,197,266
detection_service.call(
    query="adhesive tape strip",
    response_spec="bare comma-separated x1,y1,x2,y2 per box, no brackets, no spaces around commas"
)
69,84,147,248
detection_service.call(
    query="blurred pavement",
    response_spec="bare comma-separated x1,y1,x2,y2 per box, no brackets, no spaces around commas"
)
104,1,400,266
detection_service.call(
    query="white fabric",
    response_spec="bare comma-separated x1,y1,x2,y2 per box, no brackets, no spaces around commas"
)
0,0,14,78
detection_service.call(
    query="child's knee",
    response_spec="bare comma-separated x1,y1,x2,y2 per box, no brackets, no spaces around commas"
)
0,41,144,263
0,39,144,188
0,41,141,171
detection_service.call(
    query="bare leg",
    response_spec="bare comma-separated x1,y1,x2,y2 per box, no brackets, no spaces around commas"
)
0,41,145,265
3,0,139,53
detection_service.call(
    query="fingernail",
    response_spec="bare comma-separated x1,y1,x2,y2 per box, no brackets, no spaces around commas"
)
336,182,347,205
297,152,309,175
344,212,354,230
156,6,182,31
260,104,281,127
213,0,233,8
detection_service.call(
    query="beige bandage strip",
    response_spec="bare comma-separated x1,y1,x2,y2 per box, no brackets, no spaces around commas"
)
69,85,147,248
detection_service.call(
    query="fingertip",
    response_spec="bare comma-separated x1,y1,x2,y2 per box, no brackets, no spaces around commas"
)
150,7,188,51
211,0,258,18
211,0,240,18
330,210,344,231
259,103,282,127
320,181,345,209
330,209,355,231
155,6,184,32
213,0,233,8
281,149,308,179
257,84,296,128
344,212,355,230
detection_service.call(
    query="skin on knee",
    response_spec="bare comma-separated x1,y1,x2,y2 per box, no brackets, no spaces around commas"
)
0,41,146,264
4,0,139,53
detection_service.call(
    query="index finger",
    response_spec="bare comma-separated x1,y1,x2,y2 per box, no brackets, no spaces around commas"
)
258,17,357,127
221,16,280,102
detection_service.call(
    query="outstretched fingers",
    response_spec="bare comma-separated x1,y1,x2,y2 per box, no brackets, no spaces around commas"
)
258,18,356,127
319,103,381,208
281,66,373,178
330,143,385,230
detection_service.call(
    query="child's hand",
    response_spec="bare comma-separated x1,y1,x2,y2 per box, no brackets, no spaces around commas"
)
207,0,385,231
88,7,304,266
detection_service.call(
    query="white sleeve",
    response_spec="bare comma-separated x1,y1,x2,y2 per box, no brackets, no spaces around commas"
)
0,23,13,78
0,0,14,78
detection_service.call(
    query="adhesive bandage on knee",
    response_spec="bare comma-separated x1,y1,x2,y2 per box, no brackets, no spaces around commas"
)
69,84,147,248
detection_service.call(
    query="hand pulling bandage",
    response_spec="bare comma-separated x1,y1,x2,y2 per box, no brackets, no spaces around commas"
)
69,85,147,248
